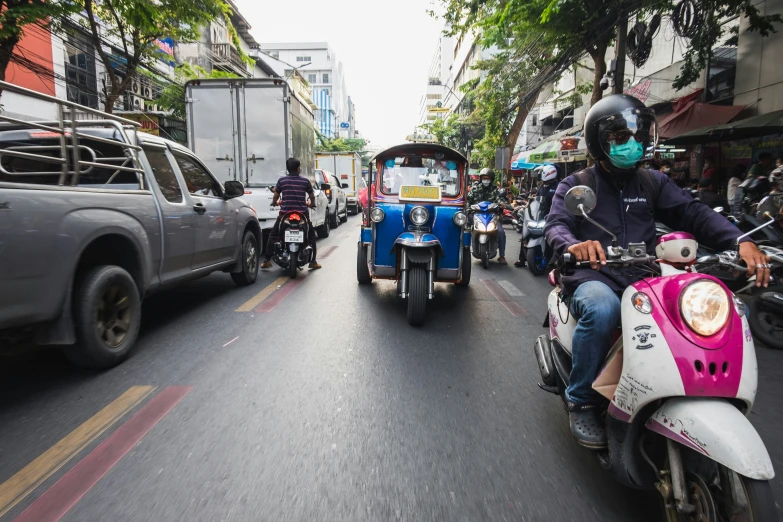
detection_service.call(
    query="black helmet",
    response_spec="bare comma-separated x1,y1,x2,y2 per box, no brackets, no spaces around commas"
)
479,167,494,179
584,94,658,173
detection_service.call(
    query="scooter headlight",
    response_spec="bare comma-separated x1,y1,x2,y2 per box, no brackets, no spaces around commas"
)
487,221,497,232
410,206,429,225
680,280,730,336
370,207,385,223
453,212,467,227
473,217,486,232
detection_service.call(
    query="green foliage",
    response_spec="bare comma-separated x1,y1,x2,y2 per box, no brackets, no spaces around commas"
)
80,0,227,112
316,135,371,166
423,112,485,157
153,63,239,120
0,0,80,81
672,0,781,89
219,2,254,67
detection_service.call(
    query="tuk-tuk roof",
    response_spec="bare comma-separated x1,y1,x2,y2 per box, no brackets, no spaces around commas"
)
370,143,468,164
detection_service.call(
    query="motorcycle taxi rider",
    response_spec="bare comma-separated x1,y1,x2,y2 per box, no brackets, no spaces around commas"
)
468,168,508,264
544,94,770,449
516,164,558,268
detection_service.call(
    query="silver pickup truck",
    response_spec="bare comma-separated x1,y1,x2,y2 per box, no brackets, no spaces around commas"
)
0,82,261,368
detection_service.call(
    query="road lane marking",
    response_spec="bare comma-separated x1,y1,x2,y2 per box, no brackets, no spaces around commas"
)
497,279,525,297
319,246,338,259
254,273,308,313
13,386,192,522
481,279,528,317
222,337,239,347
0,386,155,518
235,276,288,312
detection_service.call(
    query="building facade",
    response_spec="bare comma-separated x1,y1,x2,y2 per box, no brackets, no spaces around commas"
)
258,42,353,139
418,30,454,125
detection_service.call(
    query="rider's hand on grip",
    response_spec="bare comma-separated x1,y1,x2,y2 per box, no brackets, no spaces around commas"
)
567,241,606,270
738,241,770,287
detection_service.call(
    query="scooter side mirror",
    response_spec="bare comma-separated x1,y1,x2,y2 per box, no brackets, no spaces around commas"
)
564,185,597,216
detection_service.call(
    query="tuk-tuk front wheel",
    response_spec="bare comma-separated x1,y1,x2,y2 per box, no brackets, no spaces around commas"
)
407,265,427,326
456,247,471,287
357,242,372,284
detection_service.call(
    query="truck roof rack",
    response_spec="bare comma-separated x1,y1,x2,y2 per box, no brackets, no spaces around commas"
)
0,80,146,188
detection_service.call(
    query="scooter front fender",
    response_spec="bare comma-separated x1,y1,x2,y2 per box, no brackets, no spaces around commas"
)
646,398,774,480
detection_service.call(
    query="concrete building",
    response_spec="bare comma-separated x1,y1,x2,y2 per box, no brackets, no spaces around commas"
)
442,28,497,115
418,30,454,125
258,42,353,139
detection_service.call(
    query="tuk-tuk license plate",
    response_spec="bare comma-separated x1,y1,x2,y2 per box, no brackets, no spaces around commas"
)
285,230,304,243
399,185,442,202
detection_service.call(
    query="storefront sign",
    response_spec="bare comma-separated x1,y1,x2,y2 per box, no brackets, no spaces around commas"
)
119,113,160,136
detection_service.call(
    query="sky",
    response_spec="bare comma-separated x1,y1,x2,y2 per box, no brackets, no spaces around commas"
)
235,0,445,150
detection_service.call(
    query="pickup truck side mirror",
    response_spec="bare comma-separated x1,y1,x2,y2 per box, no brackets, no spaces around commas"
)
224,180,244,199
341,183,349,189
320,182,331,191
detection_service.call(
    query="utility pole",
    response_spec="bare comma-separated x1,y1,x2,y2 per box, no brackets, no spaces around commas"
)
613,8,628,95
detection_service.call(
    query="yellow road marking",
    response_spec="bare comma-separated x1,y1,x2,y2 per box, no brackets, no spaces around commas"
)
235,276,288,312
0,385,155,518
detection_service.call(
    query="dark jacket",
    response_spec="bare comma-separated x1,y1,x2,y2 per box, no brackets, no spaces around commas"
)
698,189,728,210
538,181,558,217
467,184,501,205
545,165,747,294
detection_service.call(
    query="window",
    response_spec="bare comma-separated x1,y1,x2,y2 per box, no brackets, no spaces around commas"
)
173,154,221,197
322,73,329,84
381,156,461,197
532,114,538,126
307,73,316,84
64,30,98,109
144,148,182,203
296,55,311,62
269,51,279,59
426,94,442,99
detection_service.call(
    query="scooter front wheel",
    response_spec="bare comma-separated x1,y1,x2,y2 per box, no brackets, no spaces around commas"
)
481,248,489,269
748,285,783,349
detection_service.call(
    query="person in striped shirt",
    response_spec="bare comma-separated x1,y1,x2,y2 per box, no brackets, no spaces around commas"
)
261,158,321,270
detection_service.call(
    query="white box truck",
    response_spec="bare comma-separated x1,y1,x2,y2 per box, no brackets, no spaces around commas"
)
185,78,331,241
315,151,363,214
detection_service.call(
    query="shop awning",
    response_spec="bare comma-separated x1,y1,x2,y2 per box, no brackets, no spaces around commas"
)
657,90,745,140
664,109,783,145
512,125,587,168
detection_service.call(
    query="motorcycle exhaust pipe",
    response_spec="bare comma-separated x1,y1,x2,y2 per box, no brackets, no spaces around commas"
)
534,334,556,386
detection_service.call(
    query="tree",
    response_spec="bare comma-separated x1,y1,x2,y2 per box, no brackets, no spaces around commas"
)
80,0,229,113
316,135,371,166
423,112,484,159
153,63,238,120
0,0,78,82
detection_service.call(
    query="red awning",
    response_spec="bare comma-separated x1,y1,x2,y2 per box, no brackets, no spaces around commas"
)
658,92,745,140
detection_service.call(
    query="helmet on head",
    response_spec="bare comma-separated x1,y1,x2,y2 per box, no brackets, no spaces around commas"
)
479,167,494,179
584,94,658,173
540,165,558,182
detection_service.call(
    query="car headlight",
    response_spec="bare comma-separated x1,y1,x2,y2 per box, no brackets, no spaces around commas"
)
453,212,467,227
410,206,429,225
487,221,497,232
370,207,385,223
680,280,730,336
473,217,486,232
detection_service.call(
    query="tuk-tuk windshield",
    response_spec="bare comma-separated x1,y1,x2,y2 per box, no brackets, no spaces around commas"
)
380,156,461,197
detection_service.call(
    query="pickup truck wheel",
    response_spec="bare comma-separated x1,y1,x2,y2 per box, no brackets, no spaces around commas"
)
330,206,340,228
340,204,349,223
66,265,140,368
231,231,259,286
317,217,331,238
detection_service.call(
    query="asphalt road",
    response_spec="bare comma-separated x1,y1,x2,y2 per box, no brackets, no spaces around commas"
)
1,216,782,521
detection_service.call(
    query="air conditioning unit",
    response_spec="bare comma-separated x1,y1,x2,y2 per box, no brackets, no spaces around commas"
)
147,103,159,112
143,85,151,98
130,95,145,111
132,81,140,94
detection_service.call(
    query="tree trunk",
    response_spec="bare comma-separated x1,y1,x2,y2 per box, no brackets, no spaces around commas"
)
0,35,21,83
505,85,543,152
589,41,608,107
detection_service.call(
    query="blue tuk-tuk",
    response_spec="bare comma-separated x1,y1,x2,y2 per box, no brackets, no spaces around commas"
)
357,143,471,325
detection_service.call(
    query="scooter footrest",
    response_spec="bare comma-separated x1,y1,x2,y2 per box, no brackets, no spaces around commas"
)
537,382,560,394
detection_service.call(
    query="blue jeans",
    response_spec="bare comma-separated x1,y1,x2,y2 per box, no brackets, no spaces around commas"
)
498,225,506,257
566,280,621,405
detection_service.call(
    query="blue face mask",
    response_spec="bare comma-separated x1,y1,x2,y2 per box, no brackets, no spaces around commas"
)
608,137,644,169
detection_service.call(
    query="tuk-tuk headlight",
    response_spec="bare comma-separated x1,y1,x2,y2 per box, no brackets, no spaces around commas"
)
370,207,385,223
410,206,429,225
453,212,467,227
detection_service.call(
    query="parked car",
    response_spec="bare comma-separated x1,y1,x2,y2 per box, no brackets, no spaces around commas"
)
357,177,368,212
316,169,348,228
0,83,261,368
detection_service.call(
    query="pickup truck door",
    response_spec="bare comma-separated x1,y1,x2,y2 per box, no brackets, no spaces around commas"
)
172,152,237,269
142,146,195,282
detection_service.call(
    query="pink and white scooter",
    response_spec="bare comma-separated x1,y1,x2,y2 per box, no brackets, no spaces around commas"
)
534,185,777,521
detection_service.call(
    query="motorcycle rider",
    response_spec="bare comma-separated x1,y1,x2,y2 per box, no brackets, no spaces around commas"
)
516,164,558,267
261,157,321,270
468,168,507,264
544,94,770,449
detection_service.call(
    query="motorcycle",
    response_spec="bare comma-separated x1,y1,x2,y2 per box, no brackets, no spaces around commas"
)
534,185,776,520
521,195,548,276
272,209,315,279
470,201,502,269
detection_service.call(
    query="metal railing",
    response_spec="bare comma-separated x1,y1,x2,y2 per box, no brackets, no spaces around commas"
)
0,80,146,188
210,43,250,77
